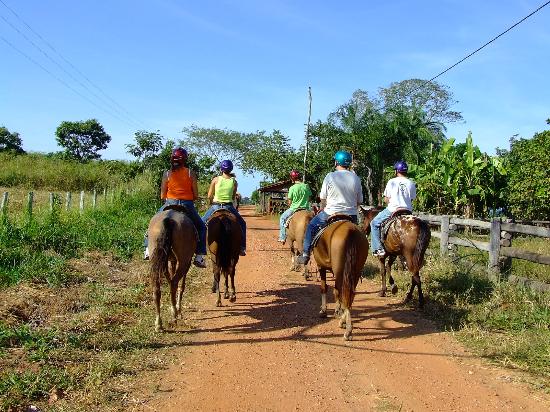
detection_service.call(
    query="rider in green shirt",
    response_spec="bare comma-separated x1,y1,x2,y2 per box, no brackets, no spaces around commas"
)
278,170,312,243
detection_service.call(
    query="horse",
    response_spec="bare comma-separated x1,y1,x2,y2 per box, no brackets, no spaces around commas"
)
313,219,369,340
206,209,242,307
286,209,314,279
147,206,197,332
359,206,431,308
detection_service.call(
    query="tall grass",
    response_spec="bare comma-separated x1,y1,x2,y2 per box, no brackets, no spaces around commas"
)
0,186,160,287
0,152,139,191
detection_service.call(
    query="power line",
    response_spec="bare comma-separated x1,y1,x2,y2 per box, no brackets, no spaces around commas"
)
383,0,550,111
1,35,130,125
0,0,150,130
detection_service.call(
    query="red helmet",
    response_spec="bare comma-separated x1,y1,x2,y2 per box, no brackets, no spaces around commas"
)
171,147,188,165
290,170,301,180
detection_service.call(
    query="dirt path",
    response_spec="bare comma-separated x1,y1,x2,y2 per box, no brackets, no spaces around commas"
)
136,207,548,412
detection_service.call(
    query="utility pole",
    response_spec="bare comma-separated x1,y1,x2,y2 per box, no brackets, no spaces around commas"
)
303,86,312,182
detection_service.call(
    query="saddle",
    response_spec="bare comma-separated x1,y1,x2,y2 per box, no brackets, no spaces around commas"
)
160,204,198,241
205,206,234,225
311,214,354,249
284,208,308,229
381,208,412,241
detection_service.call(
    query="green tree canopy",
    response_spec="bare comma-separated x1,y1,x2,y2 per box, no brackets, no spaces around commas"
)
0,126,25,154
504,129,550,220
55,119,111,161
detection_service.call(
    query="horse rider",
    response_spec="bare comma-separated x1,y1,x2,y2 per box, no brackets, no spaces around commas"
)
370,160,416,257
202,160,247,256
296,150,363,265
277,169,312,244
144,147,208,268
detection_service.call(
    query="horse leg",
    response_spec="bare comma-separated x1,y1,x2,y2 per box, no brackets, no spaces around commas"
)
229,265,236,303
333,288,342,317
214,265,222,307
342,308,352,341
153,276,163,332
224,269,230,299
303,262,311,281
290,245,296,271
378,257,387,297
176,272,187,318
387,255,398,295
169,276,180,327
414,272,424,308
319,269,327,318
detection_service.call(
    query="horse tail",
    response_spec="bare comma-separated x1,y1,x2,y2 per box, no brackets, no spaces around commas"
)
150,216,173,288
341,234,358,309
218,216,233,272
411,218,431,272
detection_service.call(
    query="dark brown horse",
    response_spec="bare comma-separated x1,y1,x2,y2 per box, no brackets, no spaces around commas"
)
359,206,431,308
313,220,369,340
148,207,197,332
286,209,314,279
206,209,242,306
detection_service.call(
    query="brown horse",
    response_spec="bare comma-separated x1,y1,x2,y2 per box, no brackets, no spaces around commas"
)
313,220,369,340
359,206,431,308
206,209,242,306
286,209,314,279
148,207,197,332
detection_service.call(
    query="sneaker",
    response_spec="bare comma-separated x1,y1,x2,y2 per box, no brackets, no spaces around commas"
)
143,247,150,260
372,249,386,257
239,249,247,257
193,255,207,268
296,255,310,265
277,239,285,244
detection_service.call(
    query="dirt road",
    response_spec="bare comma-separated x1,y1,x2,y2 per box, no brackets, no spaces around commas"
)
136,207,548,411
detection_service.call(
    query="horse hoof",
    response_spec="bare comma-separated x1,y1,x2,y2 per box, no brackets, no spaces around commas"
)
224,292,230,299
319,310,327,318
216,301,222,307
391,284,398,295
378,291,386,297
211,286,217,293
155,326,164,333
344,332,352,341
229,295,236,303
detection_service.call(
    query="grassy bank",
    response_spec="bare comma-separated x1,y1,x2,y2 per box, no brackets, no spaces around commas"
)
378,251,550,387
0,185,213,410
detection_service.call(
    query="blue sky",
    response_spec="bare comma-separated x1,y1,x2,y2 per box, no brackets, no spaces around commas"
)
1,0,548,196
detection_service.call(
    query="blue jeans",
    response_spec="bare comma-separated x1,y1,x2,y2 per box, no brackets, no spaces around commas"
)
278,208,295,241
153,199,207,255
302,211,358,255
202,204,247,251
370,207,392,252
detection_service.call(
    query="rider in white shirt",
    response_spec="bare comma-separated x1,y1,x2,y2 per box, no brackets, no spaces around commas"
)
370,160,416,257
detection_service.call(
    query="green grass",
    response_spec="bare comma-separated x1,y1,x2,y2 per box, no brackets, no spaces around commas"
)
506,236,550,284
390,252,550,385
0,152,139,191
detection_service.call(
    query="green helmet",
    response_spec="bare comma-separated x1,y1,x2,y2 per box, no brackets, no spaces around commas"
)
334,150,352,167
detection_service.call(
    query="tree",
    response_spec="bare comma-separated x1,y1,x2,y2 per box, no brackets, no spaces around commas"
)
504,129,550,220
0,126,24,153
125,130,164,164
55,119,111,161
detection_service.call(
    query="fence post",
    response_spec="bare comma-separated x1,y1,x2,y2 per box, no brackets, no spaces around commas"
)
440,215,450,256
488,217,501,275
27,192,34,216
1,192,8,215
92,189,97,209
80,191,85,213
49,193,54,211
66,192,72,211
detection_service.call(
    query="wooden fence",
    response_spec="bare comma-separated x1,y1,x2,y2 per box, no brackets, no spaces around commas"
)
0,188,131,216
416,212,550,292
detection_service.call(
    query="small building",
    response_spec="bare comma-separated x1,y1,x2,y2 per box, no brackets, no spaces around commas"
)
257,180,292,214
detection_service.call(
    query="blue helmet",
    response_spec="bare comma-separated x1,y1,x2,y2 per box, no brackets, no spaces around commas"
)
334,150,352,167
220,159,234,173
394,160,408,173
